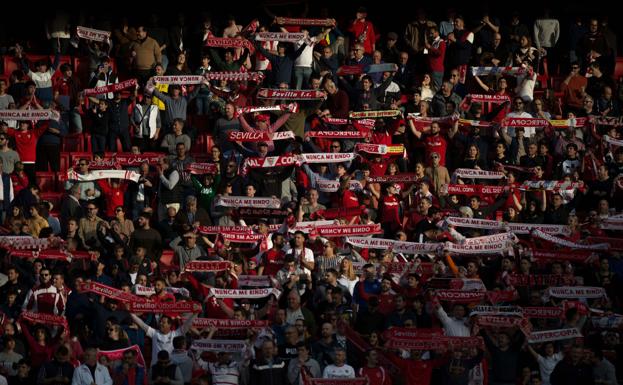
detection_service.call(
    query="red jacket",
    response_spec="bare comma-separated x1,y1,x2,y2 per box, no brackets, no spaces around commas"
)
427,38,446,73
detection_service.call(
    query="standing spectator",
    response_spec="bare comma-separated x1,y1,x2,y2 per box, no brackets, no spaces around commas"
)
249,340,288,385
129,25,162,87
349,7,376,55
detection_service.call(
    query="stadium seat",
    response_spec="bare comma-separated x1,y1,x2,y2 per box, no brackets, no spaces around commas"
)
35,172,58,192
614,57,623,81
62,134,85,152
59,152,71,172
159,250,178,273
39,192,64,213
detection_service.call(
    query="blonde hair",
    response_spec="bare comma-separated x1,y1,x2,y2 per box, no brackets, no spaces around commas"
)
340,259,357,280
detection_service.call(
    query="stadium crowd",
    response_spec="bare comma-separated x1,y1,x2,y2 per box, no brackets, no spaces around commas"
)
0,2,622,385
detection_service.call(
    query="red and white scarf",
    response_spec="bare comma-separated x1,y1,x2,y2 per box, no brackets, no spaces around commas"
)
205,36,254,51
529,248,594,264
346,237,442,254
21,311,68,329
444,184,507,196
78,281,145,303
0,236,53,250
470,306,524,317
208,288,281,299
191,339,247,353
187,318,270,329
205,71,265,82
9,249,89,261
243,155,299,169
66,169,140,183
238,275,274,287
528,328,582,343
445,217,571,236
274,17,336,27
76,26,111,42
520,180,584,192
473,315,532,336
470,66,532,77
133,285,191,298
532,229,609,250
257,89,326,100
603,134,623,147
385,335,484,350
349,110,401,119
406,114,458,125
227,131,295,142
367,174,420,183
83,79,137,96
452,168,505,180
186,163,219,175
113,153,162,166
255,32,306,42
221,232,264,243
522,307,564,319
316,179,362,193
214,196,282,209
0,109,60,121
98,345,146,367
237,103,298,115
458,119,493,128
323,117,376,128
313,224,383,237
300,153,357,163
153,75,204,85
546,286,606,299
184,261,231,272
502,117,550,127
129,300,202,314
466,94,511,104
306,130,367,139
355,143,404,155
550,118,587,128
445,241,513,255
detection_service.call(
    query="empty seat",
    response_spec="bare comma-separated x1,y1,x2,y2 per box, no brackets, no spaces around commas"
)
35,172,58,192
62,134,85,152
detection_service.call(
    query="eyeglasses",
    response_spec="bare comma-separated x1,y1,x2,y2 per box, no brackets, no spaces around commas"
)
116,208,123,212
88,207,97,211
41,273,50,277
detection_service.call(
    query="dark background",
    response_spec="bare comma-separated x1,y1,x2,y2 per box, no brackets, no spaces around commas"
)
0,1,620,54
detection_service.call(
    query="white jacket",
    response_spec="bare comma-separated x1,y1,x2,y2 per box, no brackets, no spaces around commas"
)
71,363,112,385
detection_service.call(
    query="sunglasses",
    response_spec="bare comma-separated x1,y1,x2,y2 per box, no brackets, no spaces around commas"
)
41,273,50,277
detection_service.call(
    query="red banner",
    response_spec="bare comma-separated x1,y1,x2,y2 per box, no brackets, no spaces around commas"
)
221,232,264,243
522,306,564,319
355,143,404,155
445,184,506,196
311,207,365,220
244,155,299,168
349,110,401,119
503,117,550,127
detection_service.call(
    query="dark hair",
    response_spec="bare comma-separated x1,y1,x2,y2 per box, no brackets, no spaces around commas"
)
173,336,186,349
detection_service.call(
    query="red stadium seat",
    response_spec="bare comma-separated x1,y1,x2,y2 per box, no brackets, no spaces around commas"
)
59,152,71,172
39,192,64,213
62,134,85,152
35,172,58,192
614,57,623,81
159,250,178,273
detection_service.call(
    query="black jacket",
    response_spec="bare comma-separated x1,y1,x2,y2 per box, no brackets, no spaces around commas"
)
249,357,288,385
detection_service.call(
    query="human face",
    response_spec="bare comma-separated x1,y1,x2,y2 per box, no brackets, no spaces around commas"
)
40,270,51,284
87,205,98,218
